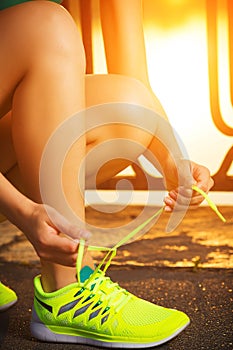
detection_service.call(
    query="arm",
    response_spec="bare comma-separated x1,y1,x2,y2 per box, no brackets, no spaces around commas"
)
100,0,149,85
100,0,167,117
0,173,90,266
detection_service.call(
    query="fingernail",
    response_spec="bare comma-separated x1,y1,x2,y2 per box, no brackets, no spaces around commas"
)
79,229,92,240
164,206,172,212
170,191,177,199
164,197,173,205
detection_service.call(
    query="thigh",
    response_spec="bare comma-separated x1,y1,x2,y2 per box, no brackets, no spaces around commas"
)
0,4,31,117
0,1,84,118
0,1,84,182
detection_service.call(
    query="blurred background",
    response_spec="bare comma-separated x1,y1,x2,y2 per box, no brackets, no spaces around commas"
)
64,0,233,205
1,0,232,272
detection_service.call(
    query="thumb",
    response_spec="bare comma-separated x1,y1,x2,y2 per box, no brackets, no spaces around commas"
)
44,205,91,242
166,159,193,233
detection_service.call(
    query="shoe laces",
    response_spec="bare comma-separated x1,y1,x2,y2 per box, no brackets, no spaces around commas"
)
75,185,226,309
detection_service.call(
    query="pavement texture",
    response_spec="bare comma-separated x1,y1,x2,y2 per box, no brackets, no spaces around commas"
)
0,205,233,350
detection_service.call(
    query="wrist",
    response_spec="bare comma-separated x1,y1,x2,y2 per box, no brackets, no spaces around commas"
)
162,157,179,191
6,194,36,232
0,174,35,228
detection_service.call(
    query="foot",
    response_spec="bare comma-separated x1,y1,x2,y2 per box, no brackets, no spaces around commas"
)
30,186,224,348
0,281,18,312
31,265,189,348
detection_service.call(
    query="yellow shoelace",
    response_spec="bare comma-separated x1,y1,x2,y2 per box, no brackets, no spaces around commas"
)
192,185,226,222
77,185,226,284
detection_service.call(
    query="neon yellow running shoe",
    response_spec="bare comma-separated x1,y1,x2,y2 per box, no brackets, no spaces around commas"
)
30,240,190,348
0,282,17,312
30,186,226,347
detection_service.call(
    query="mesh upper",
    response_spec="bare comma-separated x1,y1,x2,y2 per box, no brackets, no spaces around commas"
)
32,272,190,346
121,297,172,326
0,282,17,305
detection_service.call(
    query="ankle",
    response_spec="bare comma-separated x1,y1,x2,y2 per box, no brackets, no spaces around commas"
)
41,263,77,292
83,251,95,270
40,252,95,292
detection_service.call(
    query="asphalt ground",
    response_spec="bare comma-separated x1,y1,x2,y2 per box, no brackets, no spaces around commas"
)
0,206,233,349
0,263,233,350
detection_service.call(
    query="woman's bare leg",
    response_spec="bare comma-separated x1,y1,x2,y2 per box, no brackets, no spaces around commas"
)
0,1,89,292
0,112,24,194
0,6,173,293
85,74,158,187
1,73,168,236
85,74,177,188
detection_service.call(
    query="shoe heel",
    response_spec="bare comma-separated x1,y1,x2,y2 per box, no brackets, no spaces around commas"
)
30,307,50,341
30,306,79,343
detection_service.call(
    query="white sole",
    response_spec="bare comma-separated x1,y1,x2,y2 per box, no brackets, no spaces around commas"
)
0,299,17,312
30,308,190,348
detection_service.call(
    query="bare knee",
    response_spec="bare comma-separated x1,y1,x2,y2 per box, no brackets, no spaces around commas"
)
1,1,85,82
86,74,157,153
86,74,155,110
29,3,84,65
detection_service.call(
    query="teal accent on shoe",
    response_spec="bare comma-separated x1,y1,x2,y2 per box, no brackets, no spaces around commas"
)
80,266,94,283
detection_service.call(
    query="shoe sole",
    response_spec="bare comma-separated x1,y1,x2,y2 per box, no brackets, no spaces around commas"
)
0,299,17,312
30,308,190,348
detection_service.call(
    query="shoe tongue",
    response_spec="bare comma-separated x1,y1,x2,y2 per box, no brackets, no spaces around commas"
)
80,266,94,283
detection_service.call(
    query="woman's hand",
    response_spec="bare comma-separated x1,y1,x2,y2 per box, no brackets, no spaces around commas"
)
21,202,91,267
0,173,90,266
164,161,214,212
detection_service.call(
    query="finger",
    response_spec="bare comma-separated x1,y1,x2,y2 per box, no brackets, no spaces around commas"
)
37,234,79,267
196,177,214,194
164,197,191,212
164,201,193,212
36,228,78,255
40,251,78,267
44,205,91,241
165,187,192,205
165,191,207,209
64,226,91,243
191,163,214,193
47,232,78,254
189,195,205,206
